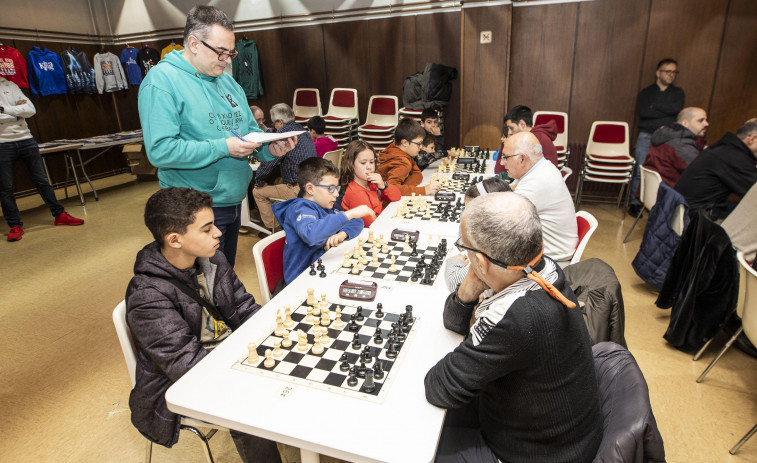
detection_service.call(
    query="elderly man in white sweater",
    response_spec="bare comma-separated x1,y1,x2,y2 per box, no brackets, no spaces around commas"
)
1,77,83,241
500,131,578,266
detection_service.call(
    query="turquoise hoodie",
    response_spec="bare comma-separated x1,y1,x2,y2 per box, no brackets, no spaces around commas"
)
138,50,274,207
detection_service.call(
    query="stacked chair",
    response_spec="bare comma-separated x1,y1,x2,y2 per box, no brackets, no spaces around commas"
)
574,121,635,214
358,95,399,151
292,88,322,125
533,111,570,168
323,88,359,149
399,107,424,123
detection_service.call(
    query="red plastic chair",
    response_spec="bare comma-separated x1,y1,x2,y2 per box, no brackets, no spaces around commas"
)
252,230,286,304
292,88,322,124
571,211,598,265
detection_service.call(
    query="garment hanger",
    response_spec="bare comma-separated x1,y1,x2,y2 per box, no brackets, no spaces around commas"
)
242,34,248,41
171,39,176,46
100,44,107,53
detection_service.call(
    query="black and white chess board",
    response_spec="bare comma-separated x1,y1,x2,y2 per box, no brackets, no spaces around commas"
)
333,235,449,285
454,157,489,173
438,176,487,195
232,301,419,403
394,199,464,224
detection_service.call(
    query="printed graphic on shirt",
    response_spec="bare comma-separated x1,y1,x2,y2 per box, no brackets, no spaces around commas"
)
37,61,55,72
297,213,317,222
0,58,18,76
142,59,156,74
224,93,238,108
208,110,244,132
102,60,115,76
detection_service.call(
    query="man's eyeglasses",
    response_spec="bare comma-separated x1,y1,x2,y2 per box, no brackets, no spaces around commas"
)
659,70,679,75
454,236,510,269
199,39,238,60
500,153,523,161
312,184,341,194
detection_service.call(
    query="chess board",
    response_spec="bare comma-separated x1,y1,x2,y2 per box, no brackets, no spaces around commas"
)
393,198,464,224
454,158,489,173
333,235,449,285
438,175,487,195
232,300,419,403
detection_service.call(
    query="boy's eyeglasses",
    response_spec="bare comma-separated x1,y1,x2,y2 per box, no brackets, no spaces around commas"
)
312,184,341,194
409,141,423,147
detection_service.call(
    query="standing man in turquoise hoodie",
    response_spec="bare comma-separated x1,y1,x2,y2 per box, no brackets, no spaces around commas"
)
138,5,296,267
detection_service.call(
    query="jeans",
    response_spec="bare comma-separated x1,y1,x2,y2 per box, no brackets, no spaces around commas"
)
230,430,282,463
630,131,652,206
0,138,64,227
213,204,241,268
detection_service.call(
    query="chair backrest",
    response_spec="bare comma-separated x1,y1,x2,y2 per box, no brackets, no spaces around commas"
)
639,166,663,210
592,342,666,462
252,230,286,304
586,121,630,159
292,88,322,119
738,252,757,341
572,211,599,265
670,203,686,237
533,111,568,151
364,95,399,127
327,88,359,120
323,149,344,169
112,300,137,386
560,166,572,182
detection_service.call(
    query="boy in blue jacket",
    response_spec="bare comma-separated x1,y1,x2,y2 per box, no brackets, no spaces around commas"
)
273,157,374,284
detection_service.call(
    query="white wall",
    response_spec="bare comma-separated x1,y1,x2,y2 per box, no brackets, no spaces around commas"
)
0,0,99,36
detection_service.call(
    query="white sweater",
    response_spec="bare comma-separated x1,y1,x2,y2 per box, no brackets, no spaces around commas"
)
0,78,35,142
512,158,578,262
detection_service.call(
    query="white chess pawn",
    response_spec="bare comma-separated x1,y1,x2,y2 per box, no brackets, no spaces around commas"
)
263,349,275,368
368,230,374,243
296,330,309,352
351,262,360,274
274,313,285,337
320,326,331,344
353,245,361,259
343,250,352,267
320,294,328,310
312,296,322,316
284,307,295,329
247,343,259,364
371,252,379,265
311,333,324,355
333,307,345,329
382,244,389,253
305,305,315,323
321,306,330,326
307,288,315,306
273,339,284,358
389,255,397,272
403,235,410,252
282,330,292,348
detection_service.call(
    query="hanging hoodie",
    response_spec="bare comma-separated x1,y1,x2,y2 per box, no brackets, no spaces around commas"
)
60,47,96,94
138,46,160,77
94,52,128,93
160,43,183,60
232,38,263,99
26,47,67,97
120,47,142,85
0,45,29,88
138,50,277,207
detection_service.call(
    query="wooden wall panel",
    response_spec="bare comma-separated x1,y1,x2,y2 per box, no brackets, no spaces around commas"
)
460,5,511,149
508,3,578,116
707,0,757,142
415,12,462,148
641,0,728,120
570,0,649,145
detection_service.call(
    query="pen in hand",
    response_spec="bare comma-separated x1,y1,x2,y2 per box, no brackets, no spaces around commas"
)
230,129,249,142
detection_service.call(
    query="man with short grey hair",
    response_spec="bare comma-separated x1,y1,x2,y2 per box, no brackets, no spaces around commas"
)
253,103,317,235
139,5,296,266
500,132,577,265
425,192,602,463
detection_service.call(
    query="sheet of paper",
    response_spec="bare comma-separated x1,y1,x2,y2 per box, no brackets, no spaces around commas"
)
241,130,305,143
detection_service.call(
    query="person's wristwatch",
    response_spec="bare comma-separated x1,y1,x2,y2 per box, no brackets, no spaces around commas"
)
0,106,5,113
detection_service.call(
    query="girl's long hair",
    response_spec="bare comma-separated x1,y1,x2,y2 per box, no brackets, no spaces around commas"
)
340,140,377,188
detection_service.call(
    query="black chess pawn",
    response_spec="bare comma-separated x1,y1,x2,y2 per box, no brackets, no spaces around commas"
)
410,242,418,257
405,305,414,323
362,369,376,393
347,367,358,386
373,360,385,379
316,258,325,271
352,332,362,350
357,359,367,378
349,314,359,331
309,263,316,276
375,303,384,318
411,270,419,282
319,268,327,278
340,359,351,371
340,352,349,362
374,329,383,344
386,338,398,359
356,306,365,322
362,346,373,363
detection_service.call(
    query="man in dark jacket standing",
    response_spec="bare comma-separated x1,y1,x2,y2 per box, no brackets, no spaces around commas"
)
425,192,602,463
675,118,757,220
126,187,281,462
630,58,685,216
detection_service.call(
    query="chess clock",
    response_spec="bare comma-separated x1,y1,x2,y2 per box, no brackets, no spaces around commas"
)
339,279,378,301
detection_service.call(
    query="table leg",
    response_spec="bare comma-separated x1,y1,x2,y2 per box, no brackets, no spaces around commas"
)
75,149,99,201
66,153,86,206
300,449,321,463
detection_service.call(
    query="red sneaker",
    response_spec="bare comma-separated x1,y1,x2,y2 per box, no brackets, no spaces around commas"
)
7,226,24,241
54,212,84,226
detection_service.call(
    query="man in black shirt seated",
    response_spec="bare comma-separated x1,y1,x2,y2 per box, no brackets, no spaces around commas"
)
425,192,602,463
675,118,757,220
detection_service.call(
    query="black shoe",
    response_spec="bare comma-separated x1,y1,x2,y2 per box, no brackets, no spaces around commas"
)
627,204,643,217
257,231,271,239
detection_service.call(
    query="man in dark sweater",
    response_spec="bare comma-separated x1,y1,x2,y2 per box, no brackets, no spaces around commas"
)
630,58,685,215
425,192,602,463
675,118,757,220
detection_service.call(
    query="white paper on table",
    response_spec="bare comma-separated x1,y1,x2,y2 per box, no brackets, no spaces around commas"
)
241,130,305,143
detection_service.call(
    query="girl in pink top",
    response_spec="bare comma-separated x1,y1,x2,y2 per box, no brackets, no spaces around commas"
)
340,140,401,227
